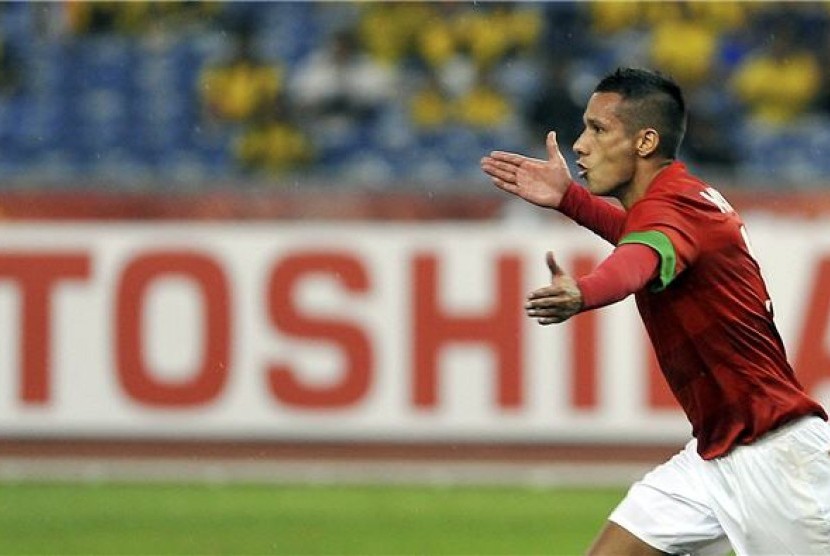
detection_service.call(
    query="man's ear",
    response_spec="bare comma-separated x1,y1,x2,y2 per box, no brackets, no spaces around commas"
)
636,128,660,157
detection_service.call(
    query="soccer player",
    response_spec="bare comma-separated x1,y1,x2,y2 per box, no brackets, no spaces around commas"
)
481,67,830,555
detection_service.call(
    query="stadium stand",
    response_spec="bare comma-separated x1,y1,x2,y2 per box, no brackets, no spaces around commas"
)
0,1,828,189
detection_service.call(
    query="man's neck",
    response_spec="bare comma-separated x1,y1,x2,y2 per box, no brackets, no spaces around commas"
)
620,159,674,209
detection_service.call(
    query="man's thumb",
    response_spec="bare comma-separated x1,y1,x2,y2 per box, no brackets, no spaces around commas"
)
546,251,564,277
546,131,560,160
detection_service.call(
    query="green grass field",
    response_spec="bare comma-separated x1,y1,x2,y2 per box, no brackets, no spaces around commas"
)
0,482,625,555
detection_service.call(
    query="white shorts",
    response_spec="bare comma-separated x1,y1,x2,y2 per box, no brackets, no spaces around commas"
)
609,416,830,555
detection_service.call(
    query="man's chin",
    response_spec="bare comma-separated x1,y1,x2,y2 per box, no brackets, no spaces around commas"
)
588,180,623,198
586,180,602,195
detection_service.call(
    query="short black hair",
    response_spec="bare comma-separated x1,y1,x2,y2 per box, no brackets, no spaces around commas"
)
594,67,687,158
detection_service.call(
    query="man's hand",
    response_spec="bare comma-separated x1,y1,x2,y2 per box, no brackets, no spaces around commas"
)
525,252,583,325
480,131,573,209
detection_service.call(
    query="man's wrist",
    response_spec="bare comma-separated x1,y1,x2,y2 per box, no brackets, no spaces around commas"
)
556,180,581,213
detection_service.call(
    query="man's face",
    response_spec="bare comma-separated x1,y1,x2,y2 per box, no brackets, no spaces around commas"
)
572,92,638,197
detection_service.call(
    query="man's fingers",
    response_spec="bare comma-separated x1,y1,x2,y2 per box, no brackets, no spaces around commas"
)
488,150,548,166
526,307,570,319
528,306,572,325
525,294,569,309
481,156,525,196
527,307,569,318
525,287,581,324
546,251,564,277
531,310,568,325
537,316,566,325
527,285,566,300
490,177,518,194
481,157,518,183
488,150,529,164
546,131,560,160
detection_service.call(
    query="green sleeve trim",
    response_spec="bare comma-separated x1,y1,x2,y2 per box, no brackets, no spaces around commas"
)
618,230,676,291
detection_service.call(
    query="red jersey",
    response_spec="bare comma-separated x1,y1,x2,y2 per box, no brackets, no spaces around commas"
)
562,162,826,459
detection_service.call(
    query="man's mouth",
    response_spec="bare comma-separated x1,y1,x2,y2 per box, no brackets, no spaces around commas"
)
577,163,588,179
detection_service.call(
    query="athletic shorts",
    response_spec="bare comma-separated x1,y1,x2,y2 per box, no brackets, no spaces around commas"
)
609,416,830,555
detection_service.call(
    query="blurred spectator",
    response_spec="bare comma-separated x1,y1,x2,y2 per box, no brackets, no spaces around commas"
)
586,2,650,70
525,59,584,150
199,31,283,124
685,0,750,33
682,112,739,175
453,69,514,131
409,70,453,132
540,3,589,56
414,7,476,99
648,4,718,89
233,93,314,177
457,5,513,70
505,5,545,54
0,33,21,97
290,30,398,127
588,1,644,36
810,11,830,118
730,22,821,128
65,1,139,34
1,1,829,189
66,1,216,35
358,2,433,66
412,3,543,98
416,9,459,71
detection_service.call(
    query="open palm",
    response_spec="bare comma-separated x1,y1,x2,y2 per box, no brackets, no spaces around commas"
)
480,131,573,209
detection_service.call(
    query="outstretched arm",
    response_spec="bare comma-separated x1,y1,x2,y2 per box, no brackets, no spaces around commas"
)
526,245,659,324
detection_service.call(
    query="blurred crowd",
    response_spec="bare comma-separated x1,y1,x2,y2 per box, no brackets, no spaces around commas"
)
1,1,830,190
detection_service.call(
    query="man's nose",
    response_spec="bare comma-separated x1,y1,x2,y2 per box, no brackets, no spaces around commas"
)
572,132,587,156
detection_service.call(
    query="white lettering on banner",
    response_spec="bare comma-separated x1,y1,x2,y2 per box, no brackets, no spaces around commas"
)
0,222,827,441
